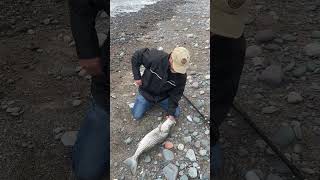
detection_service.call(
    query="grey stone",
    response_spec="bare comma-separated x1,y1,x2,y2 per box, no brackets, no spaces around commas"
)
200,139,209,147
259,65,283,86
266,174,283,180
54,132,64,140
188,167,197,178
271,126,296,147
264,44,280,51
255,29,275,42
124,137,132,144
301,168,316,174
292,65,307,77
61,131,78,146
163,149,174,161
293,144,303,154
72,99,82,107
180,175,189,180
27,29,35,35
304,43,320,57
194,141,201,148
178,144,184,151
43,18,50,25
262,106,279,114
199,149,207,156
186,149,196,161
246,45,262,58
245,170,261,180
143,155,151,163
186,34,194,38
287,92,303,104
311,30,320,39
53,127,64,134
282,34,296,41
307,61,317,72
163,163,178,180
183,136,192,143
191,82,199,89
63,35,72,43
6,107,20,113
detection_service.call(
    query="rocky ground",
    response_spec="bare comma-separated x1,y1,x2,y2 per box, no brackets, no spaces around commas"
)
0,0,108,179
0,0,319,179
110,0,210,179
219,0,320,180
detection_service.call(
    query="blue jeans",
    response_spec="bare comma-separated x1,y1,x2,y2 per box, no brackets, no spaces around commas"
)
211,143,224,177
72,98,109,180
131,93,180,120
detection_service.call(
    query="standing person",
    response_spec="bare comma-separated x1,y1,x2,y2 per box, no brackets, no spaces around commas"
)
131,47,190,123
69,0,109,179
210,0,250,178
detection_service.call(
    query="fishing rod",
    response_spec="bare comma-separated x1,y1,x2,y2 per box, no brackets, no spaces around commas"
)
182,94,306,180
232,102,306,180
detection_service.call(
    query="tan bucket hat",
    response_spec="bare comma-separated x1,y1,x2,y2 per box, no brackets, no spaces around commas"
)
211,0,250,38
171,47,190,74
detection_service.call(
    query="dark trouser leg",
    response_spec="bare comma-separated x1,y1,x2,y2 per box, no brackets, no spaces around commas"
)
72,38,109,179
210,34,246,177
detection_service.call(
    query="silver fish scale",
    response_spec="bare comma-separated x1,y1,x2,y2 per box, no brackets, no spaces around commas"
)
133,125,169,158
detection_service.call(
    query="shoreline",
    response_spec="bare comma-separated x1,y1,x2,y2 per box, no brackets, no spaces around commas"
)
110,0,185,46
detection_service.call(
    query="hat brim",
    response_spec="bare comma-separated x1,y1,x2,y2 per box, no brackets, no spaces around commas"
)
172,61,187,74
211,7,245,38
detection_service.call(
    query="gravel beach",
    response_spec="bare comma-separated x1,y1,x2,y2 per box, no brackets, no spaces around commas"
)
110,0,210,179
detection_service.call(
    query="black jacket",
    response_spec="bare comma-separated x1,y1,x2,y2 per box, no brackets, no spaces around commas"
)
68,0,109,59
131,48,187,116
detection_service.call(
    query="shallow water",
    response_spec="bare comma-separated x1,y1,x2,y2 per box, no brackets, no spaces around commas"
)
110,0,162,17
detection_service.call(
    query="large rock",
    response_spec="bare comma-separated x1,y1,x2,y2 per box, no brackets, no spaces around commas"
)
271,126,296,147
259,64,283,86
163,149,174,161
163,163,178,180
186,149,197,161
61,131,78,147
287,92,303,104
245,170,261,180
246,45,263,58
304,43,320,57
255,29,275,42
188,167,197,178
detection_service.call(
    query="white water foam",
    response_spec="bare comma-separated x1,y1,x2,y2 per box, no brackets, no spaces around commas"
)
110,0,162,17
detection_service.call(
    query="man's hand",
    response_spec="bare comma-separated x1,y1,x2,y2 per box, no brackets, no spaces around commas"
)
79,57,103,76
160,117,176,132
167,115,175,121
135,79,142,87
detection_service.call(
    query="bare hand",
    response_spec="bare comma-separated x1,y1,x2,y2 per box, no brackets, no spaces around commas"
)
166,115,176,121
135,79,142,87
79,58,103,76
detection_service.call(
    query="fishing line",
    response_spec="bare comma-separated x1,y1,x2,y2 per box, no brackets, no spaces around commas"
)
182,94,307,180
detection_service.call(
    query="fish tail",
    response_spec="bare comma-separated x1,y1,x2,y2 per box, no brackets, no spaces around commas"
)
123,156,138,175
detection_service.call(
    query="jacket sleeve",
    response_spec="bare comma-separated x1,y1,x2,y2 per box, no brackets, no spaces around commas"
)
131,48,153,80
167,76,187,116
69,0,100,59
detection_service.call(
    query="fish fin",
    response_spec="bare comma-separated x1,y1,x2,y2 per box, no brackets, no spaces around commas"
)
123,156,138,175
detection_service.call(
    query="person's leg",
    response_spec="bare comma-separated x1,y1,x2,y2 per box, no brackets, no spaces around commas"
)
72,97,108,180
131,93,152,120
210,34,246,177
72,38,110,179
158,98,180,118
